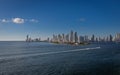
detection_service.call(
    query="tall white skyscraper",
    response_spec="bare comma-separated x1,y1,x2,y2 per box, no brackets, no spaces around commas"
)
115,33,120,42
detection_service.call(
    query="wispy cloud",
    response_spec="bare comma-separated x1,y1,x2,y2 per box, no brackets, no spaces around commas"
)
0,19,10,23
29,19,39,23
0,18,39,24
80,18,85,22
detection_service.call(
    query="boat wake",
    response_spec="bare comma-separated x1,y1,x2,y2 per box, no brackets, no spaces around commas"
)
0,47,101,60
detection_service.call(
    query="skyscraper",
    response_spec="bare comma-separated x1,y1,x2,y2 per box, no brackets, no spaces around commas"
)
65,34,69,42
95,37,98,42
115,33,120,42
58,34,62,42
109,34,113,42
105,35,113,42
47,37,49,42
79,36,84,43
52,34,58,42
26,35,29,42
70,30,74,42
91,34,95,42
62,33,65,42
84,35,89,42
74,32,78,43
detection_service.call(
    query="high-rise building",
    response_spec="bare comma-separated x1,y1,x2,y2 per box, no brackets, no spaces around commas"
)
74,32,78,43
58,34,62,42
91,34,95,42
47,37,50,42
95,37,98,42
70,30,74,42
98,37,101,42
109,35,113,42
62,34,65,42
79,36,84,43
52,34,58,42
115,33,120,42
84,35,89,42
65,34,69,42
26,35,29,41
38,37,41,41
105,36,109,42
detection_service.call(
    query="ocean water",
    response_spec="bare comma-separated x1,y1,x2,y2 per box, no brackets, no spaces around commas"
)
0,41,120,75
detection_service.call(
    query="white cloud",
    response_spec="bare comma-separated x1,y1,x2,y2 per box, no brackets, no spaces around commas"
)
12,18,24,24
80,18,85,22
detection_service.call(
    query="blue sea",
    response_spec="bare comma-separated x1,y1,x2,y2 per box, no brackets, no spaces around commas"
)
0,41,120,75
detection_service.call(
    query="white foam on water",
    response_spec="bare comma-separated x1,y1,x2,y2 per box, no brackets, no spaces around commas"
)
0,47,101,60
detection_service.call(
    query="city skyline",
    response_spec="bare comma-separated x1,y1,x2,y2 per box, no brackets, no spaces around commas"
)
26,30,120,43
0,0,120,41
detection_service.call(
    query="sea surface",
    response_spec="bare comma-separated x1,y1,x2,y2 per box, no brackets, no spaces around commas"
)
0,41,120,75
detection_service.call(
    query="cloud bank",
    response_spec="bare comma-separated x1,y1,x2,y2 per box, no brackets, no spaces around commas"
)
0,18,39,24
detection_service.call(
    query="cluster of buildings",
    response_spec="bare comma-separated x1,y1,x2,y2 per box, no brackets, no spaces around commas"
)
51,30,120,44
26,35,41,42
26,35,50,42
26,31,120,44
51,30,88,43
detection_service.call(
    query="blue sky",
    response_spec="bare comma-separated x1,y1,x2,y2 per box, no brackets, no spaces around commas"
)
0,0,120,41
